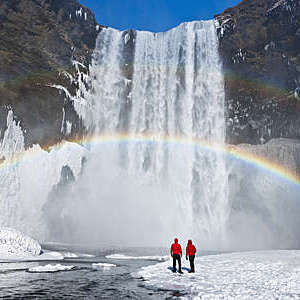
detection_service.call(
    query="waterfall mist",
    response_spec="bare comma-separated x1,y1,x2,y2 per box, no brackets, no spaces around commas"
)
44,21,229,247
2,20,300,250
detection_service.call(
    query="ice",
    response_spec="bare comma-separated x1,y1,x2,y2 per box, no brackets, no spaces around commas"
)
28,264,75,273
106,254,169,261
92,263,116,270
0,110,24,160
135,251,300,298
66,121,72,136
0,228,41,259
0,109,87,239
124,33,130,44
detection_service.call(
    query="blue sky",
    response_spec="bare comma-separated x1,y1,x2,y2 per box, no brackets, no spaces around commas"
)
80,0,241,32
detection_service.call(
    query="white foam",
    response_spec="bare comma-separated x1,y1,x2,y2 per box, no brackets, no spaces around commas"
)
28,264,74,273
106,254,169,261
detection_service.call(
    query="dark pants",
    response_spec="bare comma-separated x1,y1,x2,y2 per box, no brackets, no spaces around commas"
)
189,255,195,272
172,254,182,272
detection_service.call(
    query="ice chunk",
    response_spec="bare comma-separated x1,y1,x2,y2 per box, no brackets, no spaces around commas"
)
28,264,75,273
0,228,41,259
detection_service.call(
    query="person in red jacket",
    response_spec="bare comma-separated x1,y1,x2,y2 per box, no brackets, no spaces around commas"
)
186,240,196,273
170,238,183,273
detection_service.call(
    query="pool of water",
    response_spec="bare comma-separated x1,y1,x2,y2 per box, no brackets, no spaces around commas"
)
0,244,201,299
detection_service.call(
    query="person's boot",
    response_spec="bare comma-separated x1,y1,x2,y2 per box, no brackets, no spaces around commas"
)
179,269,183,274
172,269,176,273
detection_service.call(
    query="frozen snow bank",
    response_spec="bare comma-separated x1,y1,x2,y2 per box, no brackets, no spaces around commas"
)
92,263,116,270
0,228,41,259
136,251,300,299
106,254,169,262
61,252,96,258
28,264,75,273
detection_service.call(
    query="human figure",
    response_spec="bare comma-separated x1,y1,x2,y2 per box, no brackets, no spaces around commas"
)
170,238,183,273
186,239,196,273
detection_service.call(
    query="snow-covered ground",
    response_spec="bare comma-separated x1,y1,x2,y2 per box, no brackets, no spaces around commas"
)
0,228,41,259
0,227,65,261
135,251,300,299
106,254,169,262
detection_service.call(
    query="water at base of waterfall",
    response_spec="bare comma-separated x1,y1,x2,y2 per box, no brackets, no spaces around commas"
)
0,245,218,299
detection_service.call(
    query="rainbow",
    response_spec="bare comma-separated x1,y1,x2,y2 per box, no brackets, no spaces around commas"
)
1,133,300,187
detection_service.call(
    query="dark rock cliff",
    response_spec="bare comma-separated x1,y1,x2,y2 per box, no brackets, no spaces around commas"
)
0,0,102,146
1,0,299,147
215,0,300,144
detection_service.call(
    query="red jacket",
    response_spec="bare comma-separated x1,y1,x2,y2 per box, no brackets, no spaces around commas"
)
171,238,182,256
186,240,196,256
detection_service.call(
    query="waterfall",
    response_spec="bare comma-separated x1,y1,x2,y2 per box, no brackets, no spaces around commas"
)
0,21,229,247
73,21,229,247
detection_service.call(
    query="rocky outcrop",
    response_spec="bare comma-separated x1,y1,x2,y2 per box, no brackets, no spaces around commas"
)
233,138,300,176
216,0,300,144
0,0,103,146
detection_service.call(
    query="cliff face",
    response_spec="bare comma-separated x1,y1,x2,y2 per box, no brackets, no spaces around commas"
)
0,0,101,146
215,0,300,144
1,0,299,147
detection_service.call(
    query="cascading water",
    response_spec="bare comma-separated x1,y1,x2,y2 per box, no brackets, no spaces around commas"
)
2,21,300,249
0,21,231,248
70,21,229,247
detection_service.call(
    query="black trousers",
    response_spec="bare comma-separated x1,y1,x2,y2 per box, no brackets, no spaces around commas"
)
172,254,182,272
189,255,195,272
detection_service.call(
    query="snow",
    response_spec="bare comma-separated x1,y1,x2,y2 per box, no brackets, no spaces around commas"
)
76,8,83,18
28,264,75,273
0,228,65,261
135,251,300,299
124,33,130,45
66,121,72,136
60,252,95,258
106,254,169,262
92,263,116,270
0,110,24,160
0,228,41,259
267,0,287,13
0,110,87,238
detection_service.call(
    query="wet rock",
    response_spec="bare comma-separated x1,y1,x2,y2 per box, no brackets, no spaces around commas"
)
233,138,300,176
0,0,103,147
216,0,300,144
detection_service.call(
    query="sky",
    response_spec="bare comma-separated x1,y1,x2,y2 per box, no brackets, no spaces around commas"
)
80,0,241,32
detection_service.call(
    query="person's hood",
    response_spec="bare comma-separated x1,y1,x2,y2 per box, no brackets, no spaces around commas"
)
174,238,178,243
188,240,192,245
